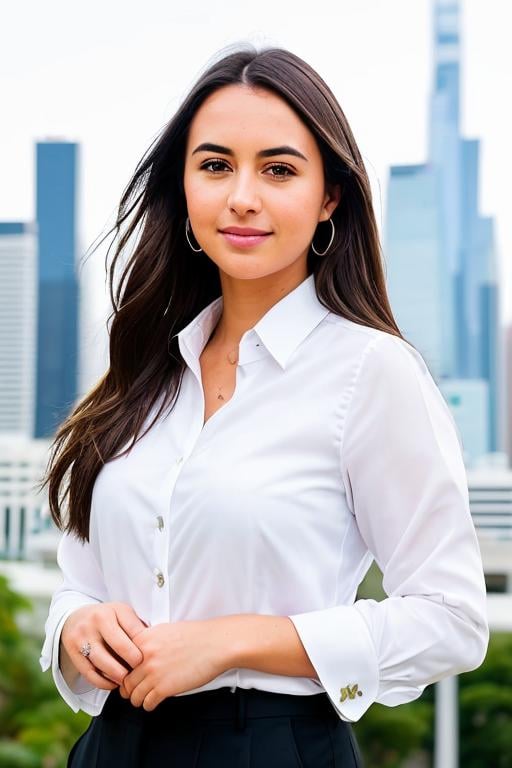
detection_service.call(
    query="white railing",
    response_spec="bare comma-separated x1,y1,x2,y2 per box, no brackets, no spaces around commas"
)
0,436,52,561
0,504,54,560
468,485,512,540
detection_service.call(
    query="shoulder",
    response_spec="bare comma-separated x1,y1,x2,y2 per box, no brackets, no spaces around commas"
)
324,313,430,380
329,314,462,448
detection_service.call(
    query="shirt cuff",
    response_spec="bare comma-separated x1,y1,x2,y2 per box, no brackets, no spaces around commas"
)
39,605,111,716
288,604,380,722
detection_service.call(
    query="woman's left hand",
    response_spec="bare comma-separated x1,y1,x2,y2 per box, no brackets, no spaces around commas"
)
118,619,231,711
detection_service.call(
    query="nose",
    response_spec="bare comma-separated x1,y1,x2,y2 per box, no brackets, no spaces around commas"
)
226,170,262,216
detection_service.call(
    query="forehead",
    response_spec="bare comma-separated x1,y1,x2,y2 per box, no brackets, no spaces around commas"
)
185,84,318,155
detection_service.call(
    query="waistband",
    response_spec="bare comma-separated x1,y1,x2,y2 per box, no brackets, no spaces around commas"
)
102,686,337,731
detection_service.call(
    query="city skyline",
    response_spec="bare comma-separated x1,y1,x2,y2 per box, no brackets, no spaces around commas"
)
385,0,503,461
1,0,511,390
1,0,507,465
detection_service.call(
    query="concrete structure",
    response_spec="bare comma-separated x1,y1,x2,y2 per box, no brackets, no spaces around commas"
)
467,464,512,595
0,435,54,561
0,222,37,436
506,323,512,464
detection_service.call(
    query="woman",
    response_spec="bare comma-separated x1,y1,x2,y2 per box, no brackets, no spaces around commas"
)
39,44,489,767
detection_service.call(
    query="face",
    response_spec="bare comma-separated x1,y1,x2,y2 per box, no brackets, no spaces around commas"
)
183,84,341,283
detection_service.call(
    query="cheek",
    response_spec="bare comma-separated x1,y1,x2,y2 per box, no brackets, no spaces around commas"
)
274,189,321,236
183,175,219,220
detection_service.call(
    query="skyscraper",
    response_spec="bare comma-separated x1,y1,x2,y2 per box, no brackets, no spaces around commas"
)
385,164,443,378
428,0,461,379
0,222,37,435
34,141,80,438
384,0,501,461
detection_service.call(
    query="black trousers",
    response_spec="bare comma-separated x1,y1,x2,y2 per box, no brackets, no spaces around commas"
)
67,686,364,767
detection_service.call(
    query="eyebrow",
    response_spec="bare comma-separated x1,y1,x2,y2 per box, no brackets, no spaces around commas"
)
191,142,308,162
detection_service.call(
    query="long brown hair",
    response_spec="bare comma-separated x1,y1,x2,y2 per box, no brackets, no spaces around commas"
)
39,44,407,542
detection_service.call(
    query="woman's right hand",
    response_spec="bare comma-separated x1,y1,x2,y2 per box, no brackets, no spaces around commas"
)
60,603,147,691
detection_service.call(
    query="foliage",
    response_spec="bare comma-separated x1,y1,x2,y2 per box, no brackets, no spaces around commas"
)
458,632,512,768
353,697,433,768
0,575,90,768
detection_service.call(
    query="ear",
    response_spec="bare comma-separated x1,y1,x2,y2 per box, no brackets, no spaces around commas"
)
319,183,341,222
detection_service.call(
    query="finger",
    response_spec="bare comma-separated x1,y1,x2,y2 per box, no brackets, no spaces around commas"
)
87,641,132,686
99,617,146,672
83,668,118,691
122,664,145,696
71,649,119,691
130,678,153,708
142,689,161,712
119,681,129,698
115,603,149,640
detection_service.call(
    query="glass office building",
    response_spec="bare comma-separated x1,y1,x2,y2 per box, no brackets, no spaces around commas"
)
385,0,501,458
34,141,80,438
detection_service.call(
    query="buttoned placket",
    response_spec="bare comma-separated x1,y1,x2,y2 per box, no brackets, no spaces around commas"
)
150,320,271,683
151,452,188,624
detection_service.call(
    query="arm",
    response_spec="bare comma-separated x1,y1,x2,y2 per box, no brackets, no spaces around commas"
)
40,530,111,715
209,613,317,678
287,334,489,721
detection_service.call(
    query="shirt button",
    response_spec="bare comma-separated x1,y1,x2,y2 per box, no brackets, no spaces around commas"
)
156,515,164,531
176,456,184,465
154,569,165,588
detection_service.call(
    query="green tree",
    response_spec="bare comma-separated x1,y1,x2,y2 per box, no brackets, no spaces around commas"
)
458,632,512,768
353,696,433,768
0,574,90,768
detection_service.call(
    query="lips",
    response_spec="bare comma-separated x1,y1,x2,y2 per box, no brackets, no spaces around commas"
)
220,230,272,248
220,227,272,236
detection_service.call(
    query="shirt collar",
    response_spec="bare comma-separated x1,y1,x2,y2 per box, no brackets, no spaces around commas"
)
175,273,331,371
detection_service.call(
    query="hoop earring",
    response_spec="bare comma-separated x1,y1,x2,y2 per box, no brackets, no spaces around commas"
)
185,216,203,252
311,218,335,256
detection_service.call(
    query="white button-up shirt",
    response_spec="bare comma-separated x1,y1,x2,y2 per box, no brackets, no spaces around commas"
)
40,273,489,721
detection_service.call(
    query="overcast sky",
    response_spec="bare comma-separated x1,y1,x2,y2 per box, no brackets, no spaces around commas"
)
1,0,510,389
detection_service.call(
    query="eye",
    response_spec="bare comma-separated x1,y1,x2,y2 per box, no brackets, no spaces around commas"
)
266,163,295,179
200,159,230,173
199,159,295,179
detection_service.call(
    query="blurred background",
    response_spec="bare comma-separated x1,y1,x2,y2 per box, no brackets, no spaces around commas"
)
1,0,511,765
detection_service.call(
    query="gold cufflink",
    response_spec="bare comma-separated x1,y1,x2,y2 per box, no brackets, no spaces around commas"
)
340,684,363,702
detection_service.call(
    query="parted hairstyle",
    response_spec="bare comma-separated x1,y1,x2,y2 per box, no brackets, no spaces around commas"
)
38,43,408,542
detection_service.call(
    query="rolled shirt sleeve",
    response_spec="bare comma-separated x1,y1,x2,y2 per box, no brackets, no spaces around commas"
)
39,530,112,715
288,333,489,722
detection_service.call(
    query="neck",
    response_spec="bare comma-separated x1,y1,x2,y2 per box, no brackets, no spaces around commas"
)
209,267,309,349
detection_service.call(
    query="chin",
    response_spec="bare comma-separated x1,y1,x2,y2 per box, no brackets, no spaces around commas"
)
219,262,288,282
